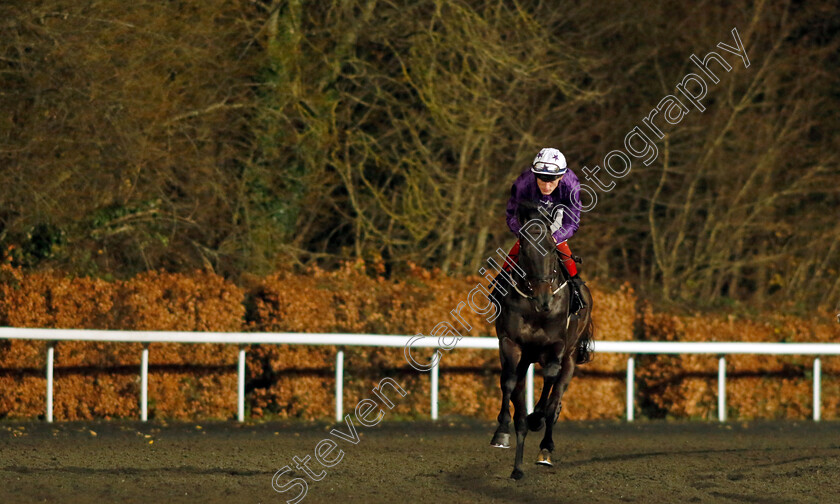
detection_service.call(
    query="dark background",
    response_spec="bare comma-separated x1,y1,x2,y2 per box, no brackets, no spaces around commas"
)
2,0,838,312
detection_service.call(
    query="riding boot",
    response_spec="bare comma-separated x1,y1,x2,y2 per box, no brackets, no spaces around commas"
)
569,274,587,314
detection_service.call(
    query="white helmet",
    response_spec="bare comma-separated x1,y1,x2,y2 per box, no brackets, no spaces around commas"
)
531,147,567,176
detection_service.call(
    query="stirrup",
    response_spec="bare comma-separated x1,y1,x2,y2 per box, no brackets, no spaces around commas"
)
574,292,587,313
570,278,586,314
570,296,582,314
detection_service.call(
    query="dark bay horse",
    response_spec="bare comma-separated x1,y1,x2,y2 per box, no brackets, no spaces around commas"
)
489,201,594,480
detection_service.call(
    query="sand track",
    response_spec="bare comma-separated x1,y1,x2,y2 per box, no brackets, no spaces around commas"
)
2,419,839,503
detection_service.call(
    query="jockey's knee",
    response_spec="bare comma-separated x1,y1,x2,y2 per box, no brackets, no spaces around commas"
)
503,240,521,271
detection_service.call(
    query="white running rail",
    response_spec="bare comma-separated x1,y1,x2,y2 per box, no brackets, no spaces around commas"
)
1,327,838,423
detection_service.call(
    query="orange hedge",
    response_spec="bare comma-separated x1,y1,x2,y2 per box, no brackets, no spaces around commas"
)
0,266,243,420
638,308,840,420
1,262,838,421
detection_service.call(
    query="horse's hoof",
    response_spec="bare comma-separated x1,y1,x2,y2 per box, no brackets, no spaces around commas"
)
490,432,511,448
526,412,545,432
510,468,525,480
536,449,553,466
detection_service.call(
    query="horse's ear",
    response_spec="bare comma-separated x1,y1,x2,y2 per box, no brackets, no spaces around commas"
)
517,200,543,227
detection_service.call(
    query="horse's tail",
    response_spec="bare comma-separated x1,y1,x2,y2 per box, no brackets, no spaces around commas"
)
575,317,594,365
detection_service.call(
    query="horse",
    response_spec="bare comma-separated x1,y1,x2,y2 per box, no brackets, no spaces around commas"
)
489,201,594,480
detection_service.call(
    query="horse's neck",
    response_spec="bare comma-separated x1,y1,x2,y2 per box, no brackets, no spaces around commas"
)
521,244,560,278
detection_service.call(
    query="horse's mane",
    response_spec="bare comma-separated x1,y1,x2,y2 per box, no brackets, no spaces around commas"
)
516,200,552,230
516,201,557,252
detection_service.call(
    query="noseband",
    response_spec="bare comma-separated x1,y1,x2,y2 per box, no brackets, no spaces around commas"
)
511,278,568,300
510,262,568,301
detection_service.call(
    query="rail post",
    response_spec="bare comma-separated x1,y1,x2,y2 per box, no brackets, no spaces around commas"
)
813,357,821,422
431,357,439,420
238,346,246,422
335,349,344,422
140,344,149,422
627,356,635,422
526,363,534,414
718,356,727,422
46,343,54,423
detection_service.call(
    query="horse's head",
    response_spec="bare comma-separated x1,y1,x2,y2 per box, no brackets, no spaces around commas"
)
516,201,563,313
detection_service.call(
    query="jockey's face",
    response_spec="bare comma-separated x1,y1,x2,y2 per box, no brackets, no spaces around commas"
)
536,175,563,195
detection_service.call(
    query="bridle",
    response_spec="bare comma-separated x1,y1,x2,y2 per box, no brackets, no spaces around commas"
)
510,255,573,331
510,256,568,301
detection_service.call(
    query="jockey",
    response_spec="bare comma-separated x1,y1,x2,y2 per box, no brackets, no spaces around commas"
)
502,147,587,314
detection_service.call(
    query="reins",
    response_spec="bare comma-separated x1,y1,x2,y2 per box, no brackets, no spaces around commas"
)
509,252,568,300
508,254,573,332
510,280,568,300
511,279,567,300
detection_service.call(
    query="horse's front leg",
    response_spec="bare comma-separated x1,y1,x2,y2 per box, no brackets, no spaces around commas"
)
491,337,521,448
511,363,529,479
539,353,576,466
527,345,564,432
533,359,561,465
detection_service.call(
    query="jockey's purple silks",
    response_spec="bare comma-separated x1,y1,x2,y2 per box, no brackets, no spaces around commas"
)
505,168,582,244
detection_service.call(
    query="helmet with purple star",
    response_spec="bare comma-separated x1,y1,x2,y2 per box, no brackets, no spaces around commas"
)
531,148,567,181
